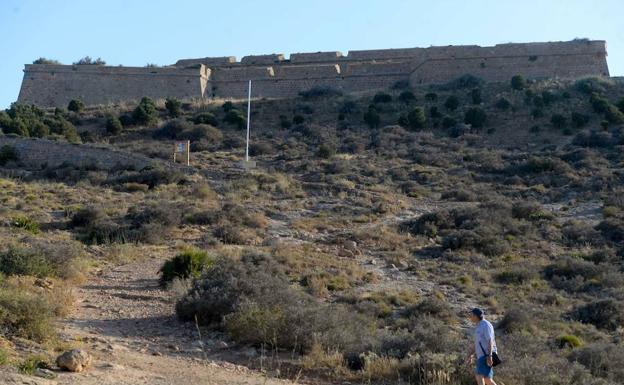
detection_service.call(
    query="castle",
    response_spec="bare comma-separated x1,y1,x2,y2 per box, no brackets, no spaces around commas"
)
17,40,609,108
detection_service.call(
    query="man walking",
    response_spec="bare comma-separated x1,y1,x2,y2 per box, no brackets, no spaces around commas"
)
466,308,498,385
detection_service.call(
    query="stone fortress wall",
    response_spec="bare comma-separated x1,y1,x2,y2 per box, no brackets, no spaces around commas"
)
18,40,609,108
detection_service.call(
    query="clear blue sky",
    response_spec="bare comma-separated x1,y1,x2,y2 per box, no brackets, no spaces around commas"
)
1,0,623,108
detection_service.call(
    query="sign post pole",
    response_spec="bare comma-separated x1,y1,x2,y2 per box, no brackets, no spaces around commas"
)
246,80,251,162
240,80,256,169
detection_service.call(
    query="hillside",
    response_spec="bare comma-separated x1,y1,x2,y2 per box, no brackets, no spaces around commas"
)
1,74,624,385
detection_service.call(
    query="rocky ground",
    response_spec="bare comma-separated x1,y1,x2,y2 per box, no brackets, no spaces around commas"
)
1,253,301,385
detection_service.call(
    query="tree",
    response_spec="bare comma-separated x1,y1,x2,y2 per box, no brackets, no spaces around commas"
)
511,75,526,90
551,114,567,129
32,58,60,65
571,112,589,128
363,106,381,128
165,98,182,118
373,92,392,103
495,98,511,110
444,96,459,111
105,116,123,135
464,108,487,128
470,88,482,104
132,97,158,125
605,104,624,124
67,99,85,113
317,144,335,159
73,56,106,65
406,107,426,130
398,91,416,103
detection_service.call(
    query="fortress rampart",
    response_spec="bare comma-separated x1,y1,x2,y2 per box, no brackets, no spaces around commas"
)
17,40,609,107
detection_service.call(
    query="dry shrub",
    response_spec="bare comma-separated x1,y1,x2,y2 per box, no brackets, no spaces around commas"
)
301,342,346,372
0,283,56,342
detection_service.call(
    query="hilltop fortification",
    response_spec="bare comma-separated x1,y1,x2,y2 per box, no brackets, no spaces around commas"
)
18,40,609,107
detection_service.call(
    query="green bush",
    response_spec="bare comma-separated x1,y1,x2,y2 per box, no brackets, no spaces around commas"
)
464,107,486,128
67,99,85,113
495,267,536,285
0,145,18,165
569,343,624,380
73,56,106,65
575,77,611,95
317,144,335,159
112,166,184,189
444,74,482,89
511,75,526,90
590,93,609,113
398,90,416,103
165,97,182,117
191,112,218,126
177,253,376,353
616,97,624,113
299,86,342,100
572,299,624,331
159,249,214,286
132,97,158,126
279,115,292,129
444,96,459,111
495,97,511,110
222,101,234,112
497,308,532,334
442,116,456,129
571,112,589,128
70,206,105,228
0,286,55,341
0,247,53,277
531,108,544,119
541,90,558,105
224,110,246,129
605,104,624,124
425,92,438,101
292,114,305,125
470,88,482,104
10,216,39,234
428,106,441,119
185,124,222,143
406,107,426,130
551,114,567,129
105,115,123,135
18,356,50,375
32,57,61,65
557,335,583,349
373,92,392,104
363,106,380,128
153,119,192,139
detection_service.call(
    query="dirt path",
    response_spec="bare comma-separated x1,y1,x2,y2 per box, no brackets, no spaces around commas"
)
41,254,299,385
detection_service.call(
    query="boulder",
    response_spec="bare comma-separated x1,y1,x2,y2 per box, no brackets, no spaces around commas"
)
56,349,92,372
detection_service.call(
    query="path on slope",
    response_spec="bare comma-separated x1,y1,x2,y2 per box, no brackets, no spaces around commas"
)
51,254,297,385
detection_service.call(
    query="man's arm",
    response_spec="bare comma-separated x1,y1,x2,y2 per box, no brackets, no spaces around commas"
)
486,324,495,366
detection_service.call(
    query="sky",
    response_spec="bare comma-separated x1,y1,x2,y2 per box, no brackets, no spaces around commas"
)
1,0,623,108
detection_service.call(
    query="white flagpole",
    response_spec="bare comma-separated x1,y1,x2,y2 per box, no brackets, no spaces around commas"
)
245,80,252,162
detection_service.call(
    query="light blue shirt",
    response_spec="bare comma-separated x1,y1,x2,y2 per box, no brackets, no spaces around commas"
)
474,319,497,358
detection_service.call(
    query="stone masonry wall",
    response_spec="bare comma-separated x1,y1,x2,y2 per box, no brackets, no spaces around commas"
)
0,136,166,170
17,40,609,107
18,65,209,108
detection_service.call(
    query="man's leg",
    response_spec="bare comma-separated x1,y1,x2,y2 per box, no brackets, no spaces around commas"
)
475,374,485,385
483,377,497,385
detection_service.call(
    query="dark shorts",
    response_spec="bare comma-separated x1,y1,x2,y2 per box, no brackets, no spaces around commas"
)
475,356,493,378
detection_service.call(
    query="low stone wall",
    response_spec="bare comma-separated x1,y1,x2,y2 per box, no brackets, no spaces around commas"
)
0,136,176,172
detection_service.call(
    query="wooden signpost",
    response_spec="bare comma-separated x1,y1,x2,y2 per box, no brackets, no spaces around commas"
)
173,140,190,166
